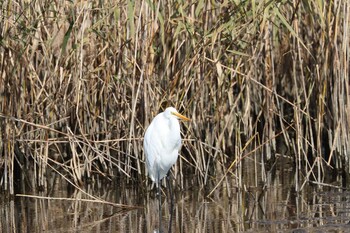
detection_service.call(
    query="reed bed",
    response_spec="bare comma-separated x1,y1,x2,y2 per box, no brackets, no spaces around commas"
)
0,0,349,196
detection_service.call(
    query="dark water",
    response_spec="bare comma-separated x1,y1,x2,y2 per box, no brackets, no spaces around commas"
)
1,159,350,233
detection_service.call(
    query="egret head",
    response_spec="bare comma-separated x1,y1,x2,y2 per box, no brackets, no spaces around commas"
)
165,107,190,121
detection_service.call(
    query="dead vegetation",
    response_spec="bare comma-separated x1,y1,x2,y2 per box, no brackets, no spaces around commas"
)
0,0,349,196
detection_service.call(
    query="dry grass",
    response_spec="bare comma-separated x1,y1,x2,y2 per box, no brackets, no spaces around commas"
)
0,0,349,196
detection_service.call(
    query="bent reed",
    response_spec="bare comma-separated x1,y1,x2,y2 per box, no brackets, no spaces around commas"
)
0,0,349,196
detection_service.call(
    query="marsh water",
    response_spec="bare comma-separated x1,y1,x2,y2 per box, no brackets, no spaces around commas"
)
1,157,350,233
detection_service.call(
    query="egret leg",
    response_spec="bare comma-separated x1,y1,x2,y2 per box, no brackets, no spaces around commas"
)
166,175,174,233
166,174,174,206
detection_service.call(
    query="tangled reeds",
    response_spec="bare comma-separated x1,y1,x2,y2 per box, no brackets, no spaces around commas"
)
0,0,349,196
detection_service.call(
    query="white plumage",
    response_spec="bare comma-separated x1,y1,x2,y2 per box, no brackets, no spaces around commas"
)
144,107,190,187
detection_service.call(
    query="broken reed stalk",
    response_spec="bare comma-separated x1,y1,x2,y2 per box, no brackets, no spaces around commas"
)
15,194,142,209
0,0,349,197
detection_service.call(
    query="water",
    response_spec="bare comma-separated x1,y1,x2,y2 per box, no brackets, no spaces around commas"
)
1,160,350,233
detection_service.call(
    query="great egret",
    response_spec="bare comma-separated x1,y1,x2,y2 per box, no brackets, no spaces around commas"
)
144,107,190,190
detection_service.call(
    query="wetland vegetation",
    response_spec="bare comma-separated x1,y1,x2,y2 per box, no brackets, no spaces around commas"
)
0,0,349,232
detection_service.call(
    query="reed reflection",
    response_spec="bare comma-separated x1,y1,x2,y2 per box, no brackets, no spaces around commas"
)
2,168,350,233
144,190,174,233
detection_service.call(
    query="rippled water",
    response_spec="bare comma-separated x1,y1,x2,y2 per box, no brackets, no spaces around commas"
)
1,158,350,233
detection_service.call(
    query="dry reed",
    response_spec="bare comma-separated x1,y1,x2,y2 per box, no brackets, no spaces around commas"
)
0,0,349,197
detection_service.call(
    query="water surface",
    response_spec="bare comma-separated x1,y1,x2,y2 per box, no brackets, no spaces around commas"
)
1,158,350,233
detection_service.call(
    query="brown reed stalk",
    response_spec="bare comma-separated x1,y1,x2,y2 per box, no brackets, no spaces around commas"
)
0,0,349,197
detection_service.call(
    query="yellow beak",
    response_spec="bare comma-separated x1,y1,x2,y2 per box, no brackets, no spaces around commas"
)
172,112,191,121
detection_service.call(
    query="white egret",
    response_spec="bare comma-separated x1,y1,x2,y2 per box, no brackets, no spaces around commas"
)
144,107,190,197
